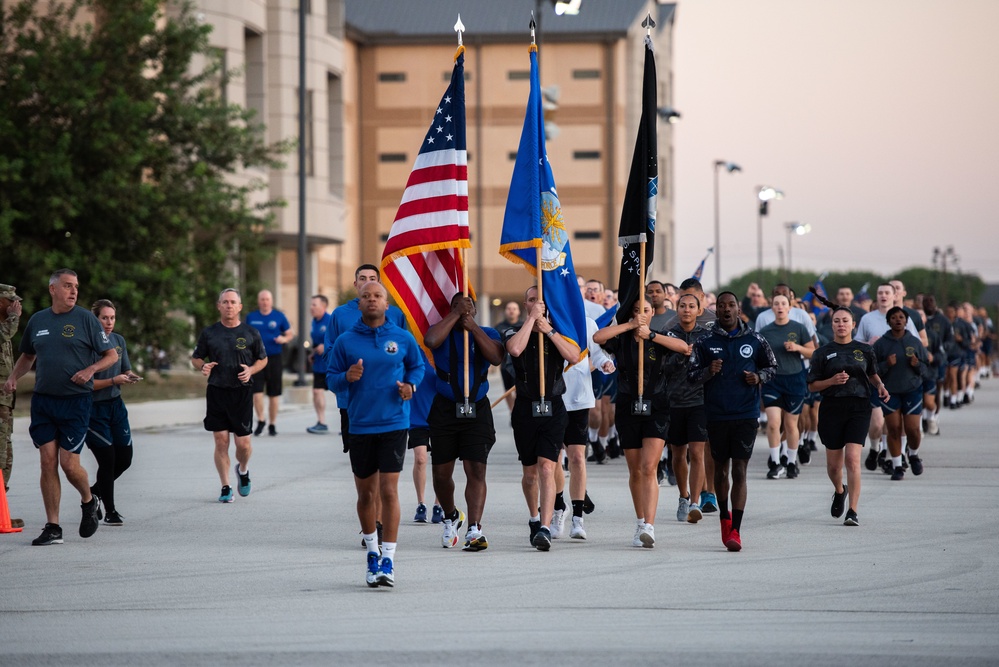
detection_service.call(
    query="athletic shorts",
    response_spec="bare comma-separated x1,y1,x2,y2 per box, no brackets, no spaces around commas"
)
511,396,567,466
803,391,823,407
428,394,494,465
591,370,618,400
668,405,707,446
312,372,327,390
947,354,962,368
408,427,430,450
922,376,937,394
252,354,283,396
818,397,871,450
964,351,976,367
615,398,669,447
339,409,353,452
86,396,133,449
29,393,92,454
936,364,946,382
706,419,758,462
762,372,806,415
869,386,882,409
349,429,407,478
564,408,590,446
880,388,923,416
204,385,254,436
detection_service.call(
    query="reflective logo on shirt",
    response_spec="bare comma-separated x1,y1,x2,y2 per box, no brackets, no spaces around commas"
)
62,325,76,338
384,341,399,355
236,337,247,350
739,344,753,358
36,329,50,337
905,346,915,357
827,352,838,359
853,349,865,362
787,332,798,343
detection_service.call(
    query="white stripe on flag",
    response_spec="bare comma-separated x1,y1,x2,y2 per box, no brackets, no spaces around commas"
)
413,149,467,170
399,179,469,206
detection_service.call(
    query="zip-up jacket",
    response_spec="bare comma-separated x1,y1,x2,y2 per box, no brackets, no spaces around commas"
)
688,320,777,421
872,331,929,395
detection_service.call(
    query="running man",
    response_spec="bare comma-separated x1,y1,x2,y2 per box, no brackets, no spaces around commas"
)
247,289,293,436
306,294,331,434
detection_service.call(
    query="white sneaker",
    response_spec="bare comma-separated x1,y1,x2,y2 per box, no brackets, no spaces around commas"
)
928,419,939,435
676,496,690,522
687,503,703,524
441,509,465,548
550,508,566,539
570,516,587,539
632,521,644,547
639,523,655,548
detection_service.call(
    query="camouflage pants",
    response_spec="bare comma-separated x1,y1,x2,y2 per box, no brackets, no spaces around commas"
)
0,405,11,489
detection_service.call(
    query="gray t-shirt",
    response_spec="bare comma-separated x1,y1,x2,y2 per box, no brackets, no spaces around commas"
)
754,307,817,340
20,306,115,396
758,320,811,375
855,309,918,344
92,332,132,402
659,307,717,331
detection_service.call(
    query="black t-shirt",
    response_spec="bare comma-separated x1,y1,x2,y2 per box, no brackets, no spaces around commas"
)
503,325,566,400
924,311,952,364
494,319,521,376
193,321,267,389
807,340,878,399
600,331,669,400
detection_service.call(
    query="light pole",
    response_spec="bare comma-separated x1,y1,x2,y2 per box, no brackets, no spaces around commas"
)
784,222,810,276
756,185,784,282
534,0,581,48
713,160,741,290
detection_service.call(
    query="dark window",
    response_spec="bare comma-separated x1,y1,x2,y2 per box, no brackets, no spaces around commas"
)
574,231,602,240
572,69,601,79
573,151,601,160
378,72,406,83
443,70,472,81
379,233,389,242
507,70,530,80
508,152,518,161
379,153,407,163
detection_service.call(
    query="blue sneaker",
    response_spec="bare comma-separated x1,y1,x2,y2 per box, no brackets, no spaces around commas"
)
431,504,444,524
219,485,234,503
366,552,380,588
306,423,329,434
414,503,428,523
376,557,395,587
700,491,718,514
235,464,251,497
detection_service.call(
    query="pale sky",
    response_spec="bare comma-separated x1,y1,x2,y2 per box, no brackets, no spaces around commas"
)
671,0,999,290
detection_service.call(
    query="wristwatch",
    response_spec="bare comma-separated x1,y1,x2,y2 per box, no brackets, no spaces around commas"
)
407,382,417,393
546,330,556,338
648,331,657,341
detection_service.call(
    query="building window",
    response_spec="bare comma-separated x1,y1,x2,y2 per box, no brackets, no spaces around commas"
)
573,151,601,160
210,47,228,105
328,72,344,196
507,152,518,161
244,29,265,139
379,233,390,242
572,69,601,79
379,72,407,83
442,70,472,81
326,0,343,38
379,153,407,163
574,231,601,240
507,70,530,80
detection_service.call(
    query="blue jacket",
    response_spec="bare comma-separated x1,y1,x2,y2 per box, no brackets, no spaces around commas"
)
329,319,424,435
324,299,407,407
310,312,331,373
688,320,777,421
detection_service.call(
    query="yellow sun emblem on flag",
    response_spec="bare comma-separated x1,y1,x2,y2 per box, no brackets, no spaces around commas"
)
542,198,567,248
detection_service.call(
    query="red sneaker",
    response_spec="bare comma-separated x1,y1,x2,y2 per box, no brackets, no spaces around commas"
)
720,518,732,546
725,528,742,552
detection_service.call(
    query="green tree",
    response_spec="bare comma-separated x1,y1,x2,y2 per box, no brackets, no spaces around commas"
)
0,0,290,367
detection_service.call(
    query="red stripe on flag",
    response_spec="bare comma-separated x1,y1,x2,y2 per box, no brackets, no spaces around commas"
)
383,225,468,258
393,195,469,225
406,164,468,188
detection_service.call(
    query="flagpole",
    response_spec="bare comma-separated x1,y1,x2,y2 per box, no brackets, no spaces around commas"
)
462,247,471,408
536,245,546,404
637,241,646,400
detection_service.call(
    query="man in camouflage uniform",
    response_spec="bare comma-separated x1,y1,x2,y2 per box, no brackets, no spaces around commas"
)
0,283,24,528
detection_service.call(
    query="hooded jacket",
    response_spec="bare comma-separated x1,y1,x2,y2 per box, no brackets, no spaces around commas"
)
688,319,777,421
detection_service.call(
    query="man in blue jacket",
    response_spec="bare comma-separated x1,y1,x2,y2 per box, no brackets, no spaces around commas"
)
328,281,423,589
689,291,776,553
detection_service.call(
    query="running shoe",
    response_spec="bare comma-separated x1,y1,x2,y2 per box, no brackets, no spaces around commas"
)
666,464,677,487
676,496,690,522
441,509,465,548
376,557,395,587
843,510,859,526
725,528,742,552
586,440,606,464
639,523,655,548
219,485,234,503
766,459,786,479
700,492,718,514
104,510,124,526
366,552,380,588
533,525,552,551
901,453,909,471
414,503,428,523
686,503,703,524
927,419,940,436
656,459,667,486
865,448,879,471
808,438,818,452
878,450,890,474
831,484,847,518
798,445,811,465
632,521,644,548
80,497,99,538
32,523,63,546
891,466,905,481
431,504,445,524
720,517,732,546
909,454,924,476
90,490,103,521
463,528,489,552
235,464,251,497
267,424,277,437
570,516,587,539
528,519,542,545
253,420,265,436
582,492,595,514
550,508,566,539
786,462,799,479
606,436,621,459
306,423,329,434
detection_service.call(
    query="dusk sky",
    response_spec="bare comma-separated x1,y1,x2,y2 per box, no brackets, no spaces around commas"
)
670,0,998,290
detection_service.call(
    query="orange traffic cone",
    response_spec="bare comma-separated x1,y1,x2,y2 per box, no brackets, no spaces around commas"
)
0,480,22,533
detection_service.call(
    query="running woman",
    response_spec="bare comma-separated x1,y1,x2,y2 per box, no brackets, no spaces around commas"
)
85,300,142,526
758,294,815,480
807,306,889,527
873,307,930,480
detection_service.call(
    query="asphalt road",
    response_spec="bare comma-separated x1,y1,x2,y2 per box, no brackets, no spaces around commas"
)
2,378,997,666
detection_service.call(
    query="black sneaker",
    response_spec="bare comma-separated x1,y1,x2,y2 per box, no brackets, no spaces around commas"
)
767,458,786,479
586,439,606,464
843,509,859,526
831,484,847,518
656,459,667,486
533,525,552,551
528,519,542,545
808,439,818,452
606,436,621,459
909,454,924,476
253,420,266,436
104,510,124,526
80,497,100,538
891,466,904,481
90,488,103,521
666,464,677,486
798,445,811,465
786,462,799,479
267,424,277,437
32,523,64,546
582,492,595,515
865,448,879,471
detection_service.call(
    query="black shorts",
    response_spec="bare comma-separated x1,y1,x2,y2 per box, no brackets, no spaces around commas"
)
408,427,430,450
512,396,567,466
706,419,758,461
340,408,353,451
86,397,133,449
428,394,494,465
252,354,283,396
615,398,669,448
349,429,408,479
668,405,707,446
29,393,92,454
312,372,327,390
204,385,254,436
818,397,872,450
564,409,590,445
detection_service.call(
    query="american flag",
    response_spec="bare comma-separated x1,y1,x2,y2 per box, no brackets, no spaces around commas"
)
381,48,472,342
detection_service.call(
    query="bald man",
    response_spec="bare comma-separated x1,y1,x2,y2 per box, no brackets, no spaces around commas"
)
247,289,294,436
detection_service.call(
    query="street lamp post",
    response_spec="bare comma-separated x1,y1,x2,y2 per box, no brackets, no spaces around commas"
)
756,185,784,282
784,222,811,276
713,160,741,290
